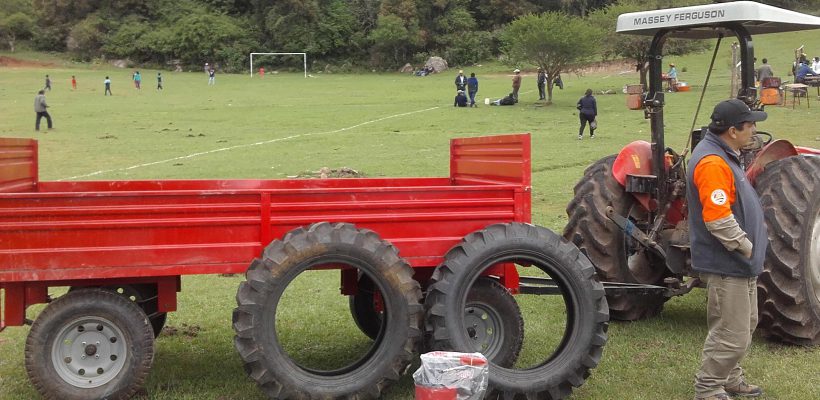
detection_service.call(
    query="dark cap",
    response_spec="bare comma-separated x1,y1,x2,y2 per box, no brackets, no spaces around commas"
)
710,99,767,129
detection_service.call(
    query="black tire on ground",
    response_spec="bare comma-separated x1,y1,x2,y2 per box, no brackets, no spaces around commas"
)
70,284,167,338
563,155,669,320
24,288,155,400
425,223,608,399
755,155,820,345
233,222,423,399
462,277,524,368
349,273,383,341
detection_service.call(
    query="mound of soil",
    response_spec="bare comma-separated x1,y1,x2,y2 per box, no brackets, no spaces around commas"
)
0,56,57,68
293,167,365,179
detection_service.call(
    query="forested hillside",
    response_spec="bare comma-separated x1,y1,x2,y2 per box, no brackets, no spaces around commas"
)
1,0,817,71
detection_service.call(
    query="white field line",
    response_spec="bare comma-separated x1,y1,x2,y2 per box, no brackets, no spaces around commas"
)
59,106,440,181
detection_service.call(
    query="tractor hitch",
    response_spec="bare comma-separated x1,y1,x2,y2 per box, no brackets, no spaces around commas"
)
605,206,666,259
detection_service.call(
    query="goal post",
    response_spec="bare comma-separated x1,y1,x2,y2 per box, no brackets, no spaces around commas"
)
250,52,307,78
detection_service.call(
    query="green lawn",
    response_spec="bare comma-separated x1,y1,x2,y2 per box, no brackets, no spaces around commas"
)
1,29,819,400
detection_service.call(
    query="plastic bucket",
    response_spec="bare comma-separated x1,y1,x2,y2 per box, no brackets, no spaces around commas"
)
676,82,691,92
415,385,458,400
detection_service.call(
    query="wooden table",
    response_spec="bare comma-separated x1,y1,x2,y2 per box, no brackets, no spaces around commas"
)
783,83,810,108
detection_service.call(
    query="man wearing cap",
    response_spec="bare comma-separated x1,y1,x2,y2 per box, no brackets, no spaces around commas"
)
511,69,521,103
454,70,466,92
687,99,768,400
453,90,468,107
666,63,678,92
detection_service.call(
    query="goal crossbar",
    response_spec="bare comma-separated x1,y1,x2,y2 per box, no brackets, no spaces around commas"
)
250,52,307,78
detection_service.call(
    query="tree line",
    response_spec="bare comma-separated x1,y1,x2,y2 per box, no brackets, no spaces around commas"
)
0,0,817,74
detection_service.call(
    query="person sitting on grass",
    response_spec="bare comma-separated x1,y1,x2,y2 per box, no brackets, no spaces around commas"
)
454,90,468,107
490,93,516,106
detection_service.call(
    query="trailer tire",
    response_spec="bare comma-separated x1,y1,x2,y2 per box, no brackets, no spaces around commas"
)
563,155,669,320
349,273,383,340
425,223,608,399
461,277,523,367
755,155,820,345
233,222,422,400
70,284,167,338
24,288,154,400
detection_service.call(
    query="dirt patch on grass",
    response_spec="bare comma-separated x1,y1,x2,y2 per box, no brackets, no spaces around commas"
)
0,56,57,68
161,323,202,339
291,167,365,179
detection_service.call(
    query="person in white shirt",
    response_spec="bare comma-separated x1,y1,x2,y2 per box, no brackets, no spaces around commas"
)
812,57,820,74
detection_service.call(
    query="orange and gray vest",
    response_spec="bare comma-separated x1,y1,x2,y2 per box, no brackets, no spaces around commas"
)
685,131,767,277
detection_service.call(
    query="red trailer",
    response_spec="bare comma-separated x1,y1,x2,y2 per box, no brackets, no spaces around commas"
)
0,134,608,400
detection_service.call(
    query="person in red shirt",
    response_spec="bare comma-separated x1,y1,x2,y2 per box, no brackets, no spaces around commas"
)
71,75,77,90
259,67,265,78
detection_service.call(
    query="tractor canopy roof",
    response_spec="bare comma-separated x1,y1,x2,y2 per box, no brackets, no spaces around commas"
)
616,1,820,39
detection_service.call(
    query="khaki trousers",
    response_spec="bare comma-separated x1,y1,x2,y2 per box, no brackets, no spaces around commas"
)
694,273,758,397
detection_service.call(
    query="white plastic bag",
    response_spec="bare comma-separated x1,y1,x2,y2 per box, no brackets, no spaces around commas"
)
413,351,488,400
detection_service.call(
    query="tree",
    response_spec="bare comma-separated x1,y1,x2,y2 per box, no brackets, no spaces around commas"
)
501,12,598,103
0,12,34,52
588,0,711,87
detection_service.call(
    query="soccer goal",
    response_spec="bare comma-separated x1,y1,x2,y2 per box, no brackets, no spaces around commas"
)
250,52,307,78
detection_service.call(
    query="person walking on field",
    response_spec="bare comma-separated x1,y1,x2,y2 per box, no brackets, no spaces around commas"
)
208,68,216,85
157,72,163,90
511,69,521,103
688,99,768,400
576,89,597,140
71,75,77,90
44,75,52,91
466,73,479,107
34,90,53,131
104,76,112,96
755,58,773,82
259,67,265,78
133,71,142,89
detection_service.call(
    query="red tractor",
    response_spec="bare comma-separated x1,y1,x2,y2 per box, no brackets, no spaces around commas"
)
564,1,820,345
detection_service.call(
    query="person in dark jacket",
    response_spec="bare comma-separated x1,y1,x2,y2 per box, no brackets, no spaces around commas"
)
576,89,597,139
455,70,466,92
44,75,52,91
490,93,516,106
454,90,468,107
466,73,479,107
537,68,546,100
34,90,52,131
688,99,768,400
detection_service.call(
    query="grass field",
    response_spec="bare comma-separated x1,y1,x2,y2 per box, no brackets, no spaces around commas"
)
1,29,819,400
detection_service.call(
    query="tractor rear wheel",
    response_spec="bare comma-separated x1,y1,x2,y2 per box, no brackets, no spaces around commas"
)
563,156,669,320
425,223,608,399
754,155,820,345
233,222,422,399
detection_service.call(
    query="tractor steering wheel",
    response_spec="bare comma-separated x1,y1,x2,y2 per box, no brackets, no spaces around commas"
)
756,131,773,146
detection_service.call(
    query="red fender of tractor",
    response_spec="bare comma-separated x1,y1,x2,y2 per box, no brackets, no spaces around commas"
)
612,140,686,225
745,139,800,185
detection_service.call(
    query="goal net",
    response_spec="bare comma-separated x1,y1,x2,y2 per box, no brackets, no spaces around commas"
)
250,52,307,78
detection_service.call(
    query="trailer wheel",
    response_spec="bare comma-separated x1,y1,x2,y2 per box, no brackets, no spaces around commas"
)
563,155,669,320
24,288,154,400
233,222,422,399
425,223,608,399
351,275,524,361
460,277,524,367
349,273,383,340
755,156,820,345
70,284,167,338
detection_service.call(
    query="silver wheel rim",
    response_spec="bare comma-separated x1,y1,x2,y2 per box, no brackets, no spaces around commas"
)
51,316,127,388
463,302,504,358
809,209,820,306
